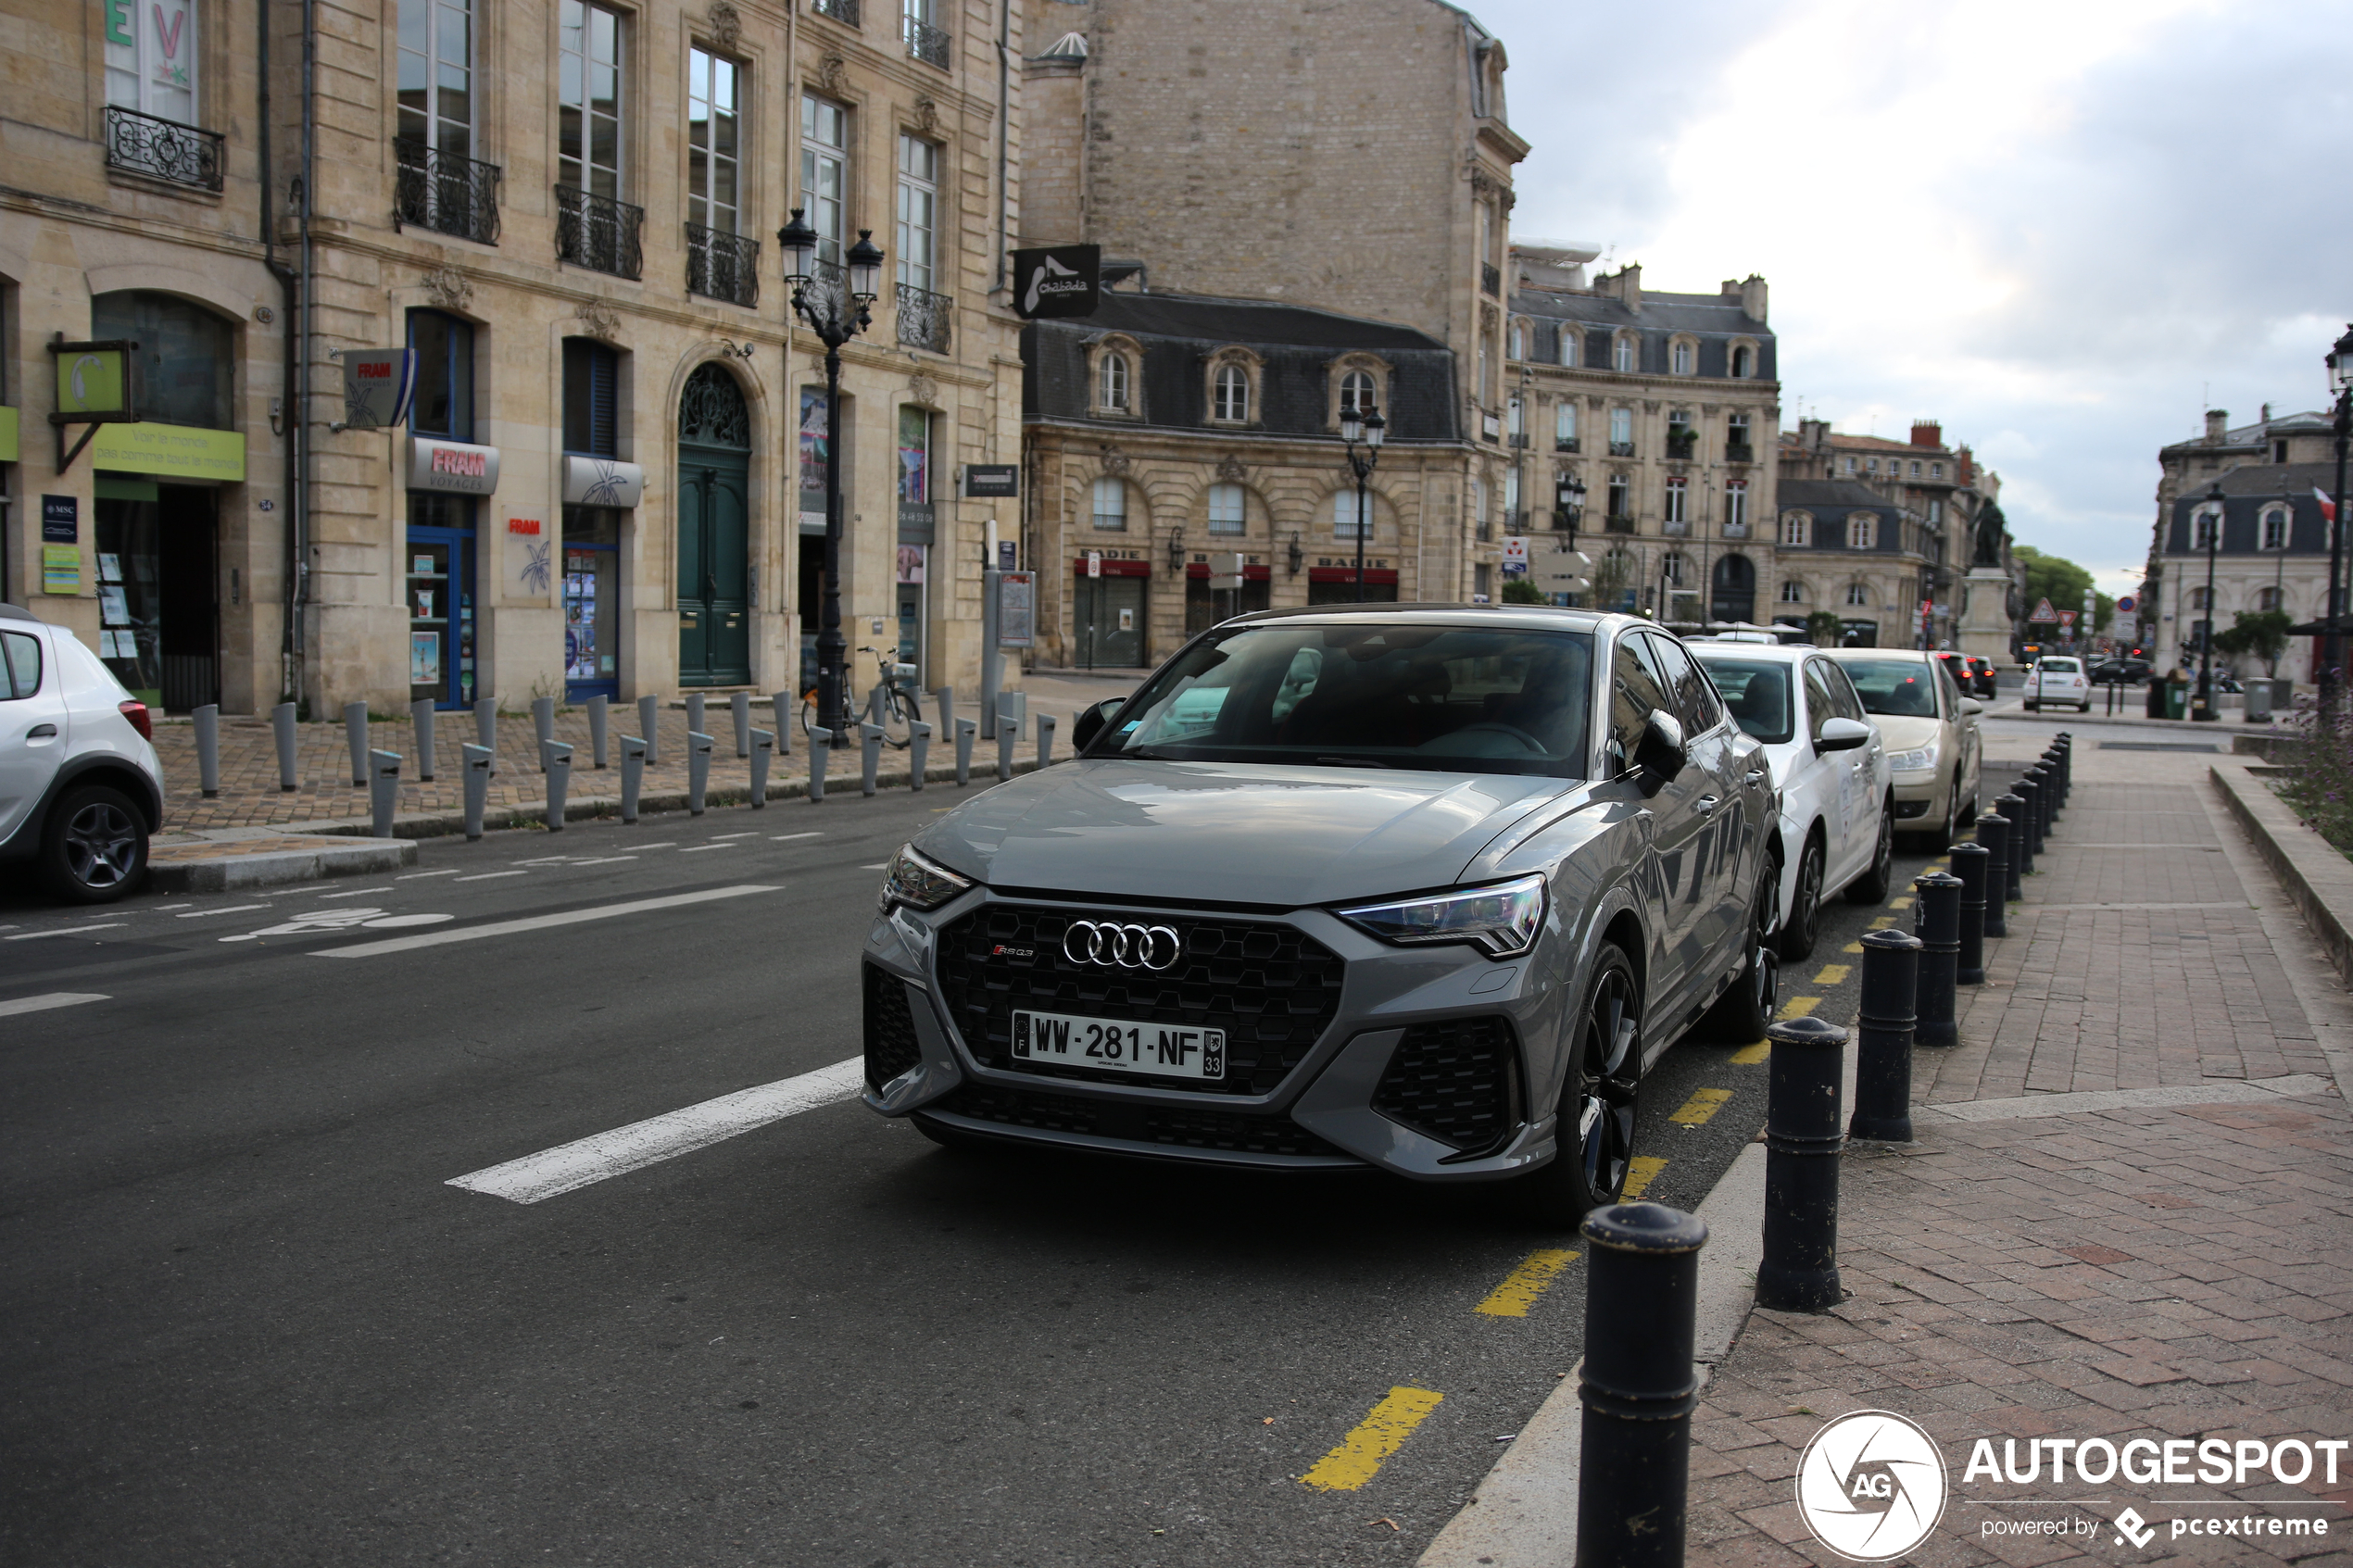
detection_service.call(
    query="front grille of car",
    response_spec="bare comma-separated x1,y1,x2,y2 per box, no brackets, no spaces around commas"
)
934,904,1347,1096
937,1082,1102,1135
932,1084,1350,1160
862,962,925,1091
1372,1016,1522,1157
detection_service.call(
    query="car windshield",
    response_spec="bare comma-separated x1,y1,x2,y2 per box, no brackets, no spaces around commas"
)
1092,622,1595,776
1837,659,1940,718
2040,658,2082,673
1692,658,1793,745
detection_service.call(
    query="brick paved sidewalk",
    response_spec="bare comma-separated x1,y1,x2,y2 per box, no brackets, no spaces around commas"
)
1684,748,2353,1566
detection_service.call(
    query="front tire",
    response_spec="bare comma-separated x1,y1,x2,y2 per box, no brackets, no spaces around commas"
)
1846,798,1895,903
1779,838,1823,961
41,784,148,904
1514,942,1643,1224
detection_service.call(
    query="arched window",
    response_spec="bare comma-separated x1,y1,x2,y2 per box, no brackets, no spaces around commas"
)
1779,579,1806,603
1508,320,1526,360
2261,508,2289,549
2192,508,2220,551
2259,585,2283,612
2188,586,2210,612
1207,482,1246,535
1780,512,1811,547
1613,334,1637,373
1339,370,1375,417
1730,345,1753,378
1710,554,1755,621
1662,551,1688,585
1099,352,1131,413
94,292,236,430
1559,329,1579,368
1091,476,1127,530
1214,363,1250,422
1671,339,1693,375
1334,488,1373,539
1848,512,1879,549
1846,582,1871,607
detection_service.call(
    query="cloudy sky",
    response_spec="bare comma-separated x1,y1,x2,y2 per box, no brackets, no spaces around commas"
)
1474,0,2353,598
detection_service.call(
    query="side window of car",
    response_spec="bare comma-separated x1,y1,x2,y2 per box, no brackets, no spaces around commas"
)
1802,659,1839,746
1648,635,1722,736
0,632,41,699
1823,663,1869,726
1608,636,1674,776
1933,659,1963,715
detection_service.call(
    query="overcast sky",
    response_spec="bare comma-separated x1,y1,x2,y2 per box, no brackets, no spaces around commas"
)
1474,0,2353,598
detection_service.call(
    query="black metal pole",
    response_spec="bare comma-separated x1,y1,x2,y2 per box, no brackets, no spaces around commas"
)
1353,460,1367,604
2328,389,2349,721
816,339,847,746
1851,929,1919,1142
1577,1202,1707,1568
1913,871,1961,1047
1756,1012,1846,1312
1950,840,1989,983
2195,516,2220,721
1976,811,2011,936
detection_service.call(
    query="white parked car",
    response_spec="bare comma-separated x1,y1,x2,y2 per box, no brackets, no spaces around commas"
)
1692,643,1895,961
2024,655,2092,713
0,604,164,902
1820,648,1984,847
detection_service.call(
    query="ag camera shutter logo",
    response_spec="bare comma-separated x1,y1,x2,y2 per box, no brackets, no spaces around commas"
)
1795,1411,1949,1561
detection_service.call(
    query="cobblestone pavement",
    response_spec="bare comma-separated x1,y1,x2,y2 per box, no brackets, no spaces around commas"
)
1684,745,2353,1567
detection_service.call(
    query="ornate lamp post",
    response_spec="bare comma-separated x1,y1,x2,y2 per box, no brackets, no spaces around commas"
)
1554,470,1587,551
1340,401,1385,602
2193,479,2224,721
777,209,885,744
2323,325,2353,719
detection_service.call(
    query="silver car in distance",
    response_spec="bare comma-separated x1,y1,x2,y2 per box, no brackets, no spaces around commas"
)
860,606,1780,1220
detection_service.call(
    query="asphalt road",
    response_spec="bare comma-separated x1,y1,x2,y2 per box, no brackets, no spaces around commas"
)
0,776,1947,1568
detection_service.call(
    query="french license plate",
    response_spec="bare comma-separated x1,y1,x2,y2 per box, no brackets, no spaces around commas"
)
1011,1010,1226,1081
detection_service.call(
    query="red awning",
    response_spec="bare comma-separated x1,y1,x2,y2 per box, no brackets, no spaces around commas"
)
1308,566,1399,584
1185,562,1272,581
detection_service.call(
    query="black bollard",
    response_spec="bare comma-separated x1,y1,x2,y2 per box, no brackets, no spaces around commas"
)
1950,841,1989,983
1995,793,2029,893
1851,929,1920,1141
2012,780,2041,871
1913,872,1961,1047
2027,764,2054,845
1578,1202,1708,1568
1757,1013,1847,1312
2054,733,2072,801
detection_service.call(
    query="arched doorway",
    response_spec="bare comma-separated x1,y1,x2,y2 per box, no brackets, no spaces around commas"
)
1711,553,1756,624
676,363,751,685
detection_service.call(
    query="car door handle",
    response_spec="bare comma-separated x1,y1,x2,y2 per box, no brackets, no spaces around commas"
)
27,723,57,738
1697,793,1721,814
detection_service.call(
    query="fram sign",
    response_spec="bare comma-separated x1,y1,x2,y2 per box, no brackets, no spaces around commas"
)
407,436,501,495
338,348,415,430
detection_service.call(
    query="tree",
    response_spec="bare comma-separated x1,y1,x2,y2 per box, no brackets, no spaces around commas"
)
1501,577,1549,605
1804,609,1845,646
2012,545,2117,637
2211,609,2294,676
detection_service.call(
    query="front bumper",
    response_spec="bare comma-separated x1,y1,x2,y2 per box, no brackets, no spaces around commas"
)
860,887,1572,1181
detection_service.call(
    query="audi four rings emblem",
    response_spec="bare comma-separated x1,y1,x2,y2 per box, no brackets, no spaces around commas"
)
1062,921,1182,970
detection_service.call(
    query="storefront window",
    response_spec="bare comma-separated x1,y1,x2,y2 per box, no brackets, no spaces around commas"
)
564,508,620,696
93,292,233,430
409,309,474,439
898,406,929,503
408,309,478,707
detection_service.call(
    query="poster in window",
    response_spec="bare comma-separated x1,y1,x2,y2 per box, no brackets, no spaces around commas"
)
410,631,442,685
564,567,598,681
99,585,132,626
799,388,828,500
898,407,929,503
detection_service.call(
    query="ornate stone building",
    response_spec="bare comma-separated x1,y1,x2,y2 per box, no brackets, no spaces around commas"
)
3,0,1032,715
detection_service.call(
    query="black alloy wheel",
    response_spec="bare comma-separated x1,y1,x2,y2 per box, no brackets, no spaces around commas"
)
1703,866,1780,1043
1779,837,1824,960
1847,799,1895,903
41,784,148,904
1513,942,1644,1224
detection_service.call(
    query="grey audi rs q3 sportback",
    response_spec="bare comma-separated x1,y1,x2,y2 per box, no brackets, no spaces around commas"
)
861,606,1780,1220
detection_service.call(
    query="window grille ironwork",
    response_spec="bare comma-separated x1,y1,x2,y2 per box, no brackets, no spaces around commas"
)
678,362,751,448
812,0,859,23
1480,262,1502,296
903,14,950,66
556,184,645,280
686,222,761,307
394,139,502,245
104,106,224,192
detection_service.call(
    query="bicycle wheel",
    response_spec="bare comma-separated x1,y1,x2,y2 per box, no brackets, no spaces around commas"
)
799,691,821,737
881,688,914,749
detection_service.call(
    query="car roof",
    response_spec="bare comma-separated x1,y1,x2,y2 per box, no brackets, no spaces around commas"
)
1221,602,1622,635
1689,642,1812,665
0,602,41,624
1818,646,1933,662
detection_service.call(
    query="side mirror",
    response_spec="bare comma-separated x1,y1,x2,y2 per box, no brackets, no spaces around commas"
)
1816,716,1872,753
1634,709,1687,784
1072,697,1124,752
1960,697,1983,717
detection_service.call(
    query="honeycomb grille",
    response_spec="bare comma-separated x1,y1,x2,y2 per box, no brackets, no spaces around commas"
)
1372,1015,1521,1155
934,904,1346,1096
935,1084,1350,1161
862,962,925,1091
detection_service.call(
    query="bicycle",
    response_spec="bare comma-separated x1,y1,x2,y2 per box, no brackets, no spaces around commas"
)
801,646,921,748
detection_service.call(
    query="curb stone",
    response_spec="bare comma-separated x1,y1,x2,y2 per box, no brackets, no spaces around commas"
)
2209,760,2353,986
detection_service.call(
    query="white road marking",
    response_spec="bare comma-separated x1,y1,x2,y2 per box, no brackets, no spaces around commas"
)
177,903,271,918
632,843,677,850
313,885,394,898
0,992,110,1018
447,1056,864,1203
567,856,639,866
6,925,124,940
708,832,761,840
770,832,823,842
314,884,782,960
861,864,888,870
679,843,737,852
221,909,456,942
398,870,461,880
454,871,527,883
512,857,575,866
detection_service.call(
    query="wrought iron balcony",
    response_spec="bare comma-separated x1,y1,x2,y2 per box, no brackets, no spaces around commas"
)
904,14,951,67
1550,511,1579,532
395,139,502,245
1725,441,1755,464
895,282,952,353
1604,515,1637,534
1608,441,1636,458
1721,521,1751,539
686,222,761,307
1481,262,1502,296
105,106,223,192
811,0,859,24
1666,433,1697,459
557,185,644,280
1503,509,1529,533
1662,518,1690,537
1554,437,1579,454
1507,433,1529,449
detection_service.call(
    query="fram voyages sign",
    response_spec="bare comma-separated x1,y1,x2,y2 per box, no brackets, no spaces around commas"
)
339,349,415,430
1011,245,1100,320
408,436,501,495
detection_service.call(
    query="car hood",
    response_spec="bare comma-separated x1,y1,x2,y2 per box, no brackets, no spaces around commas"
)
1869,714,1943,752
916,759,1580,905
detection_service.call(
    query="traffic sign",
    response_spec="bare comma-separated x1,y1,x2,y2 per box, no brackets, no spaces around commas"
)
1087,550,1101,579
2029,597,2057,623
2057,610,2077,628
2118,595,2136,612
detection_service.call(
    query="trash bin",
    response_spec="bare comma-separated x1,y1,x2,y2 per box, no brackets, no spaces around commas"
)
2164,671,2190,721
2244,678,2272,723
2145,673,2168,719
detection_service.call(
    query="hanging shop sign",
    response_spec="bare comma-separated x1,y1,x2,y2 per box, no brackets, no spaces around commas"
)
560,455,644,508
42,545,81,595
90,422,246,482
337,349,416,431
54,340,132,419
1010,245,1101,320
0,406,19,464
408,435,501,495
962,463,1020,498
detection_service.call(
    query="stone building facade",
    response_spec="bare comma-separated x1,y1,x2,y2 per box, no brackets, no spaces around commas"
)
2,0,1033,717
1503,255,1780,626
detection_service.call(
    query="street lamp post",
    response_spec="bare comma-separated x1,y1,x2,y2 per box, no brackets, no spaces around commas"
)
2323,325,2353,720
777,209,885,746
2193,479,2224,721
1340,402,1385,602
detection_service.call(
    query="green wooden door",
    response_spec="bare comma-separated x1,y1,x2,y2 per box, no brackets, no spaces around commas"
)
677,365,753,686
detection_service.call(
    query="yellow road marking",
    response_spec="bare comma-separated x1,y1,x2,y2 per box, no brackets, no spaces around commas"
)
1888,897,1913,909
1621,1155,1668,1198
1299,1387,1445,1491
1777,996,1820,1020
1813,964,1851,985
1670,1088,1734,1126
1843,941,1864,954
1474,1248,1579,1318
1730,1040,1770,1065
1868,916,1896,929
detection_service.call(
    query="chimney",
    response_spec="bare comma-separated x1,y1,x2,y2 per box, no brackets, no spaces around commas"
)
2259,403,2271,424
2204,409,2228,442
1800,417,1830,452
1909,420,1942,448
1597,263,1642,313
1739,273,1768,322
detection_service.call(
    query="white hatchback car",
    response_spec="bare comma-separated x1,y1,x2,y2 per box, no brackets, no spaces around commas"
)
1691,644,1895,961
2024,655,2093,713
0,604,165,902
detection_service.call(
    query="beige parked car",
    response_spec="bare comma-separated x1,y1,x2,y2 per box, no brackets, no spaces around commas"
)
1818,647,1984,847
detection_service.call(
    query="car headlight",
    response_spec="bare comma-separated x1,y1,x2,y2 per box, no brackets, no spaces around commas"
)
1336,872,1548,959
1886,741,1941,773
878,843,974,913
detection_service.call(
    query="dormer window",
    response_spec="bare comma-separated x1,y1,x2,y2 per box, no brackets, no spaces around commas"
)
1559,328,1579,368
1612,334,1636,373
1670,339,1694,375
1508,319,1527,360
1780,512,1811,547
2192,508,2221,551
1730,344,1753,378
1099,352,1131,413
1849,512,1879,549
2261,508,2289,550
1340,370,1376,417
1214,363,1250,422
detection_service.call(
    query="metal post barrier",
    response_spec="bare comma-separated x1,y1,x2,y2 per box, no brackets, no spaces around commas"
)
955,719,975,786
996,716,1015,783
867,682,885,725
808,727,832,802
1851,929,1920,1141
621,735,647,822
771,691,794,758
194,704,221,797
1995,793,2030,892
2054,733,2072,801
2011,781,2040,872
749,728,774,808
542,739,573,831
930,687,953,753
344,701,370,786
587,695,609,768
732,691,751,759
474,692,497,775
1756,1012,1847,1312
1913,872,1961,1047
272,701,299,792
1037,712,1057,769
860,721,884,797
460,743,492,840
1977,812,2012,936
2025,766,2052,851
686,693,705,740
637,695,660,765
532,696,555,771
686,730,712,815
2033,758,2058,829
410,698,436,782
1950,841,1990,984
909,721,931,791
1576,1202,1708,1568
369,747,401,839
